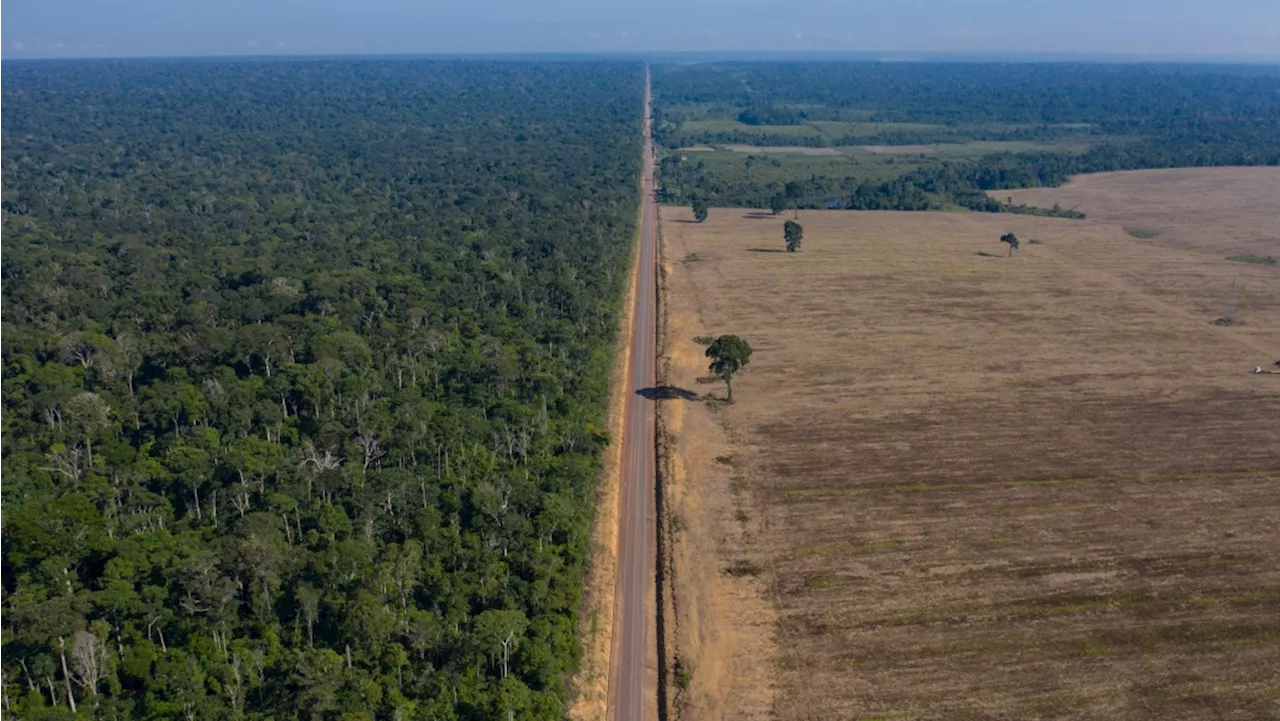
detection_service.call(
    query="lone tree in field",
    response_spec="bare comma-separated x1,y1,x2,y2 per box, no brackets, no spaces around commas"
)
706,335,753,403
784,220,804,252
691,196,709,223
1000,232,1020,257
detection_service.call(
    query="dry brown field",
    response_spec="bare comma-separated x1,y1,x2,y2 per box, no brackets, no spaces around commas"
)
1002,167,1280,257
658,181,1280,721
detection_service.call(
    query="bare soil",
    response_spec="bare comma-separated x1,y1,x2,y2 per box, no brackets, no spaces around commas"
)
660,198,1280,721
1002,167,1280,257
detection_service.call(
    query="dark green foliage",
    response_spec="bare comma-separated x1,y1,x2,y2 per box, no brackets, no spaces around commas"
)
656,62,1280,133
705,336,753,403
1,58,642,719
691,196,709,223
736,105,806,126
770,193,787,215
1226,255,1277,265
1000,232,1021,256
784,221,804,252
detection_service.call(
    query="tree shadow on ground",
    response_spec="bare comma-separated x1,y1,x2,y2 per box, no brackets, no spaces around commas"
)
635,386,699,401
746,247,786,253
672,219,701,224
742,212,778,219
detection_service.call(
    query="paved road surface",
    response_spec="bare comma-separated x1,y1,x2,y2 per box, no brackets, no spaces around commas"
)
609,65,658,721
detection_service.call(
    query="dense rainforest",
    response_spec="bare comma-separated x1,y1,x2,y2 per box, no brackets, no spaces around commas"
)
1,59,642,720
652,62,1280,210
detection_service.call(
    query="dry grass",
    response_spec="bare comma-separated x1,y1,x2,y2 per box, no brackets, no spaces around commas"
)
1003,167,1280,257
660,198,1280,721
660,222,781,720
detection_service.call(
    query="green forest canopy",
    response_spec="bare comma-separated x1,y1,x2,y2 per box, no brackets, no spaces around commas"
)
652,62,1280,211
2,58,642,720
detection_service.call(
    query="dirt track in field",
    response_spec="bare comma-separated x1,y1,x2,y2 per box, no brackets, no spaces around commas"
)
659,191,1280,720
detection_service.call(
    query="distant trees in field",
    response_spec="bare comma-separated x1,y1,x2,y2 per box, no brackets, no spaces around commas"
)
706,335,753,403
692,195,709,223
1000,232,1020,256
784,220,804,252
770,193,786,215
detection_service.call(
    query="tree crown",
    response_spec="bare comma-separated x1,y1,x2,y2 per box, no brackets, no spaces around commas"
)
706,335,753,378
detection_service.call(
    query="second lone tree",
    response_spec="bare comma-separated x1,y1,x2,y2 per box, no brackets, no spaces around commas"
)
785,220,804,252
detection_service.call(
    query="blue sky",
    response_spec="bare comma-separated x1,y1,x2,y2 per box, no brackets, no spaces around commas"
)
5,0,1279,59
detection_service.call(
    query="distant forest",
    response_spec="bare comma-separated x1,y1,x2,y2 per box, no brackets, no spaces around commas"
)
2,59,642,720
652,63,1280,211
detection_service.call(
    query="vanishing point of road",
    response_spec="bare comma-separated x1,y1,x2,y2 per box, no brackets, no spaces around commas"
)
608,66,659,721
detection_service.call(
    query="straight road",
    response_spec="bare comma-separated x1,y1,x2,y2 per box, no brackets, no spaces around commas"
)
609,66,658,721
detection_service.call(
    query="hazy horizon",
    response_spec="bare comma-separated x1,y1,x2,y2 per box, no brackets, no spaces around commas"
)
6,0,1280,61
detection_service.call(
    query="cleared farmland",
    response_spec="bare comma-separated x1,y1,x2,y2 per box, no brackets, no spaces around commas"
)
1002,167,1280,258
658,187,1280,721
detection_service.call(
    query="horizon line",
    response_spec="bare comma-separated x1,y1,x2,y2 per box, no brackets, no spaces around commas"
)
5,49,1280,65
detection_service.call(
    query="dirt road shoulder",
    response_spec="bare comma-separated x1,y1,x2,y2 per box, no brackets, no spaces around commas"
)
660,220,780,721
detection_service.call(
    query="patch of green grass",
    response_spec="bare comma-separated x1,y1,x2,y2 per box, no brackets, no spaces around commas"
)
680,252,701,264
1226,254,1277,265
1125,226,1160,239
781,488,828,497
894,483,933,493
804,574,839,589
1075,637,1116,660
674,657,691,691
714,454,734,465
808,120,945,138
677,146,906,183
704,397,730,411
796,544,853,556
848,139,1096,158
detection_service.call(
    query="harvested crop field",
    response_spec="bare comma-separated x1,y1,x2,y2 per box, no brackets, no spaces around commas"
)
1002,167,1280,258
659,203,1280,721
